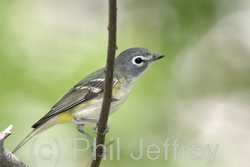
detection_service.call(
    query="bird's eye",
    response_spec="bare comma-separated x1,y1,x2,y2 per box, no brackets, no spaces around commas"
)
134,57,142,64
132,56,145,66
132,56,144,66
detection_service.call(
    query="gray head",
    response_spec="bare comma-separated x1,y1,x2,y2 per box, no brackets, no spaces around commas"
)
115,47,164,83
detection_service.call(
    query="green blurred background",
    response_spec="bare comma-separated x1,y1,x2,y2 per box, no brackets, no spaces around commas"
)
1,0,250,166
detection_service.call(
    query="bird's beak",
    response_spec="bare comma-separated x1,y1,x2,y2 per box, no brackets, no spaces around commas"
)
152,54,165,61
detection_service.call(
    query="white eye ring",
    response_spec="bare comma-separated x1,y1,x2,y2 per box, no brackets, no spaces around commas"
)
132,56,144,66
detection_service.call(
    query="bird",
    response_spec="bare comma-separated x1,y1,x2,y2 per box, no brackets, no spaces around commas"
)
12,47,164,153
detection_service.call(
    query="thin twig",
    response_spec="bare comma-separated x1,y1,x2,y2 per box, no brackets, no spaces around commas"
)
90,0,117,167
0,125,28,167
82,140,115,167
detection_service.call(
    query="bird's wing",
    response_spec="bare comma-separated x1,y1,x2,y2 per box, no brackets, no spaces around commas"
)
32,69,118,128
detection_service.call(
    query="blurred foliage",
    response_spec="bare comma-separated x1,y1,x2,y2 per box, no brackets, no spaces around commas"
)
0,0,250,167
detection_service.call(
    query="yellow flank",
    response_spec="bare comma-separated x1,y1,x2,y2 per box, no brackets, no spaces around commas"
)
57,99,99,123
58,111,74,123
113,77,125,97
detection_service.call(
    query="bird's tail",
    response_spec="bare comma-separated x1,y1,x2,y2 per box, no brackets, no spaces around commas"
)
12,120,55,154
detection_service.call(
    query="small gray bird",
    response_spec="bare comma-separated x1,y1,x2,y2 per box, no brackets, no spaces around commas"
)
13,47,164,153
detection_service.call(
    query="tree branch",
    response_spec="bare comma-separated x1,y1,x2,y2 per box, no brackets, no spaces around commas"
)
90,0,117,167
0,125,28,167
